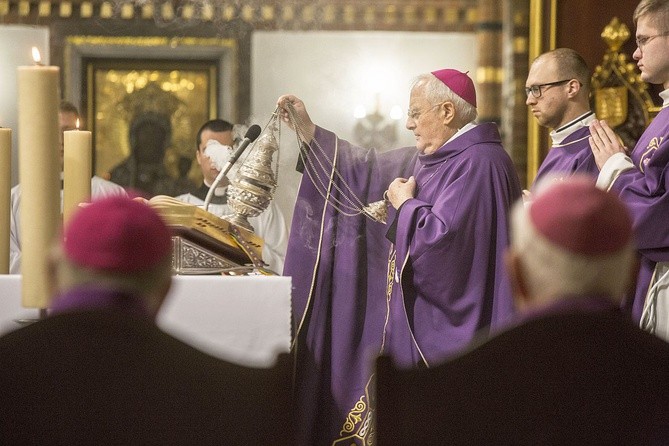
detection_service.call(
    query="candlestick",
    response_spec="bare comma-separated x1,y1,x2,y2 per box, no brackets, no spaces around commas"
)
17,52,61,308
63,129,92,224
0,128,11,274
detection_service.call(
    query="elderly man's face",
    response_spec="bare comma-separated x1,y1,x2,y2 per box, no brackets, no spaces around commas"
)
405,84,453,155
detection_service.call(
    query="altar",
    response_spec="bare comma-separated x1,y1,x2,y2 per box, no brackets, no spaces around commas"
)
0,275,292,367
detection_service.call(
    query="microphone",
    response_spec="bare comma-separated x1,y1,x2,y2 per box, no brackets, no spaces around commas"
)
221,124,261,175
204,124,262,212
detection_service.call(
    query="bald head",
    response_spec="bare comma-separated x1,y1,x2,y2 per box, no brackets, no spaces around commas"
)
532,48,591,93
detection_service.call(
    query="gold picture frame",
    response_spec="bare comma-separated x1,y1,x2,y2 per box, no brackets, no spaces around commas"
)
86,58,216,181
64,35,239,191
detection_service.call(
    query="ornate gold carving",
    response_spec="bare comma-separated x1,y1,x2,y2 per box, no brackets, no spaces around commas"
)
80,1,92,18
163,3,175,20
592,17,655,149
3,1,479,32
222,4,235,21
141,3,153,19
100,2,112,18
181,4,194,20
594,86,628,128
201,3,213,21
601,16,630,52
38,0,50,17
58,0,70,17
333,376,377,445
241,4,254,22
120,3,134,19
67,35,232,181
260,5,273,21
18,0,29,16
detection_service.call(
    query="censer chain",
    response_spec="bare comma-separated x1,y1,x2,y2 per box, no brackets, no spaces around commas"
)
284,103,386,221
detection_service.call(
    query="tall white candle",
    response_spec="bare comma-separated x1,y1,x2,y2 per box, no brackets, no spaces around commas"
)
63,128,92,224
17,48,60,308
0,127,11,274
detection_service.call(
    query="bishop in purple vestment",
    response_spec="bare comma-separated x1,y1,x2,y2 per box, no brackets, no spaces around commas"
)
278,69,521,445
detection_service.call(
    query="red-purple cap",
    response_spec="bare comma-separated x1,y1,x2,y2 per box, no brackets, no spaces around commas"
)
63,196,172,273
529,180,633,255
430,69,477,108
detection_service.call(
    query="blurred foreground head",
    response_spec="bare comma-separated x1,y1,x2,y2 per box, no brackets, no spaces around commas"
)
49,196,173,317
507,177,636,310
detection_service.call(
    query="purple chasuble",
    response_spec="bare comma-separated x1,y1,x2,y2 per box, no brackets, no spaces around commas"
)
532,125,599,187
284,123,521,445
390,122,521,367
608,106,669,321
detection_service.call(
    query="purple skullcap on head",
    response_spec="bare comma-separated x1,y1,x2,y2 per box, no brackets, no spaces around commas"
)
63,196,172,273
529,179,633,256
430,69,477,108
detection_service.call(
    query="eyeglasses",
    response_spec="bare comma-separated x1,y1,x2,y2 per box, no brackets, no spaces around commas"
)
407,103,442,121
524,79,573,98
635,31,669,50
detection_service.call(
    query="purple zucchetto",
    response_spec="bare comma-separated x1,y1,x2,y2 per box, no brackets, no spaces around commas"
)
63,196,172,273
529,179,633,256
431,69,477,108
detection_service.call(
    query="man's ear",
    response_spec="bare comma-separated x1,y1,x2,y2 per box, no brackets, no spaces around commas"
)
567,78,581,98
505,248,531,310
442,101,456,126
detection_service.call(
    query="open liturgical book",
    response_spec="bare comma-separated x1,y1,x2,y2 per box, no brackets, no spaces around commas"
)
147,195,269,275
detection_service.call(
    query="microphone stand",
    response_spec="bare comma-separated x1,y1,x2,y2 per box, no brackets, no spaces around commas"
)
203,162,235,212
203,124,261,212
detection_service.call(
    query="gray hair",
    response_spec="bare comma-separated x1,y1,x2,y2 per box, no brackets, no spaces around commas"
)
51,245,172,313
411,73,477,125
510,197,635,304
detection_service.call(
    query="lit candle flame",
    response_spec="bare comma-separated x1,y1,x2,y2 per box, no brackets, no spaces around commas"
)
31,47,42,65
76,118,80,130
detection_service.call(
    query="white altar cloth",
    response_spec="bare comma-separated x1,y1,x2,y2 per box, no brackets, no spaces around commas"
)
0,275,291,367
